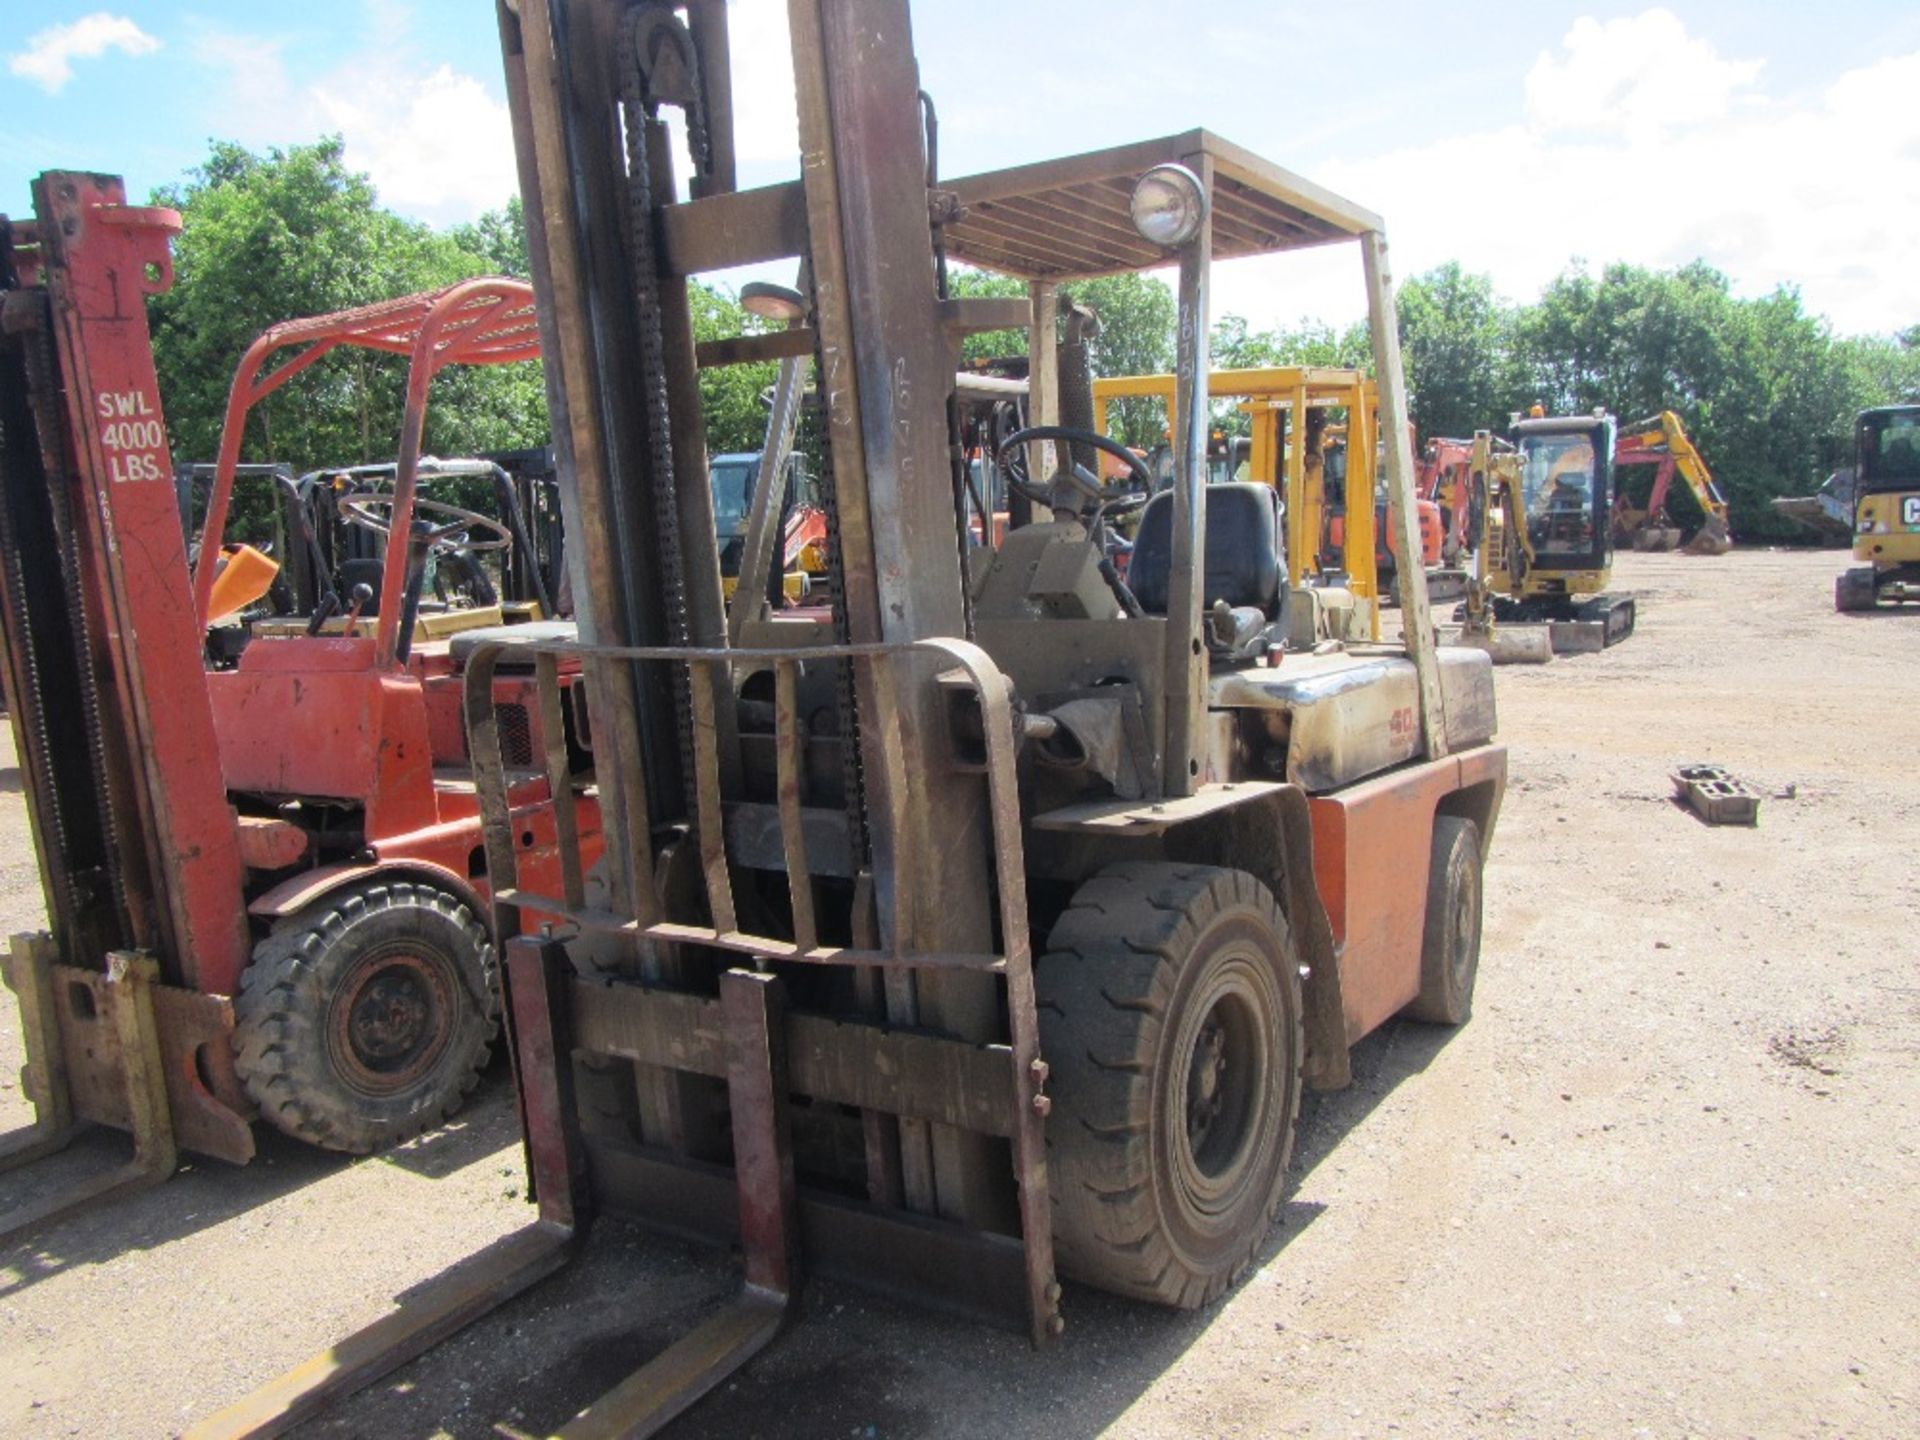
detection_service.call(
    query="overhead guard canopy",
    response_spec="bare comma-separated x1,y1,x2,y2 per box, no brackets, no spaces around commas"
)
941,129,1384,283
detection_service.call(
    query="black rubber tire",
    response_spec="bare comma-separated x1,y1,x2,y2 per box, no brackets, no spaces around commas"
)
233,878,497,1154
1037,862,1303,1309
1405,817,1482,1025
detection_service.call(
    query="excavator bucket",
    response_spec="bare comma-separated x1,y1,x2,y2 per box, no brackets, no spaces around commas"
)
1683,513,1733,555
1461,626,1553,665
1630,524,1682,552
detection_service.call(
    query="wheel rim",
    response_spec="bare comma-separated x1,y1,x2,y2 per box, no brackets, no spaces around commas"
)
1169,957,1272,1219
327,947,458,1097
1449,851,1481,996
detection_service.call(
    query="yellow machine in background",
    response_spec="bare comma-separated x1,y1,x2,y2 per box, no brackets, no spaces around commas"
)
1462,409,1634,654
1612,410,1732,554
1093,366,1381,642
1836,404,1920,611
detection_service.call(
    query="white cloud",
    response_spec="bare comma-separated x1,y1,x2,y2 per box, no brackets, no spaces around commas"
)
1220,10,1916,338
191,17,517,228
185,0,793,227
1524,8,1762,142
310,64,518,226
726,0,799,168
8,12,161,94
189,28,291,128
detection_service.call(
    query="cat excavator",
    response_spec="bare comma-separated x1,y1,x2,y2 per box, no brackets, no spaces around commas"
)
1460,408,1634,657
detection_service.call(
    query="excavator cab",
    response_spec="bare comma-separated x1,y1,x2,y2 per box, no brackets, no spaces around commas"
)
1837,404,1920,610
1514,419,1611,571
1460,411,1634,655
1508,413,1615,574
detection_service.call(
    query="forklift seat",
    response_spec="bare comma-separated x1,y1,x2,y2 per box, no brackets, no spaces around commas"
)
1127,481,1284,618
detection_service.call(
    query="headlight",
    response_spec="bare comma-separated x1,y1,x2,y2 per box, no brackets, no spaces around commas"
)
1129,164,1208,249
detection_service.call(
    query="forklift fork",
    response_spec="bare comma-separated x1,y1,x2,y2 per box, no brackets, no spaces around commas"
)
0,942,178,1243
191,633,1053,1436
190,935,800,1440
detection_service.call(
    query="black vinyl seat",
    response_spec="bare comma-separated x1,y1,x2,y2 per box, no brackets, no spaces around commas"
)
1128,481,1284,618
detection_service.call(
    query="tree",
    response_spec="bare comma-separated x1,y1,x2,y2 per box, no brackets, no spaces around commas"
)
149,139,546,481
450,196,530,279
1394,263,1511,440
944,267,1179,447
686,281,781,457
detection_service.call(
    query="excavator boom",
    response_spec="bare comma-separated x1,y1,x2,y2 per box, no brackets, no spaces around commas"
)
1612,410,1731,554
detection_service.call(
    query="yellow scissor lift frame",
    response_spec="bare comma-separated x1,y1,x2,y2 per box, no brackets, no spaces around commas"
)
1094,366,1382,640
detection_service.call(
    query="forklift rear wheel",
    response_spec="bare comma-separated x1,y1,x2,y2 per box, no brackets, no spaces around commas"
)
1037,863,1302,1309
1405,816,1482,1025
234,879,497,1154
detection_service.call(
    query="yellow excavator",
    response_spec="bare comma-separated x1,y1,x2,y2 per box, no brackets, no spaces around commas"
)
1461,409,1633,657
1835,403,1920,611
1611,410,1731,554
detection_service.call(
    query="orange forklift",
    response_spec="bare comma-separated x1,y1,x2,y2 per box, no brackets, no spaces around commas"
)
0,175,598,1239
188,2,1505,1435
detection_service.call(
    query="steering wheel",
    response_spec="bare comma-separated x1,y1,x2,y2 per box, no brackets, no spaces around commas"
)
337,492,514,553
994,426,1154,510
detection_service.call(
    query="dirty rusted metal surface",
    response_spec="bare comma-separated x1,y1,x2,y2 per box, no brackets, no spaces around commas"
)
463,628,1059,1344
0,950,179,1246
942,129,1382,282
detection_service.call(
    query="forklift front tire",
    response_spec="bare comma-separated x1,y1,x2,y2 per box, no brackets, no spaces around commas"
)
233,879,498,1154
1405,816,1483,1025
1037,863,1303,1309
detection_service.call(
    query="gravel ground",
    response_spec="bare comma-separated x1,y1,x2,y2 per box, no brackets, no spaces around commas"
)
2,546,1915,1438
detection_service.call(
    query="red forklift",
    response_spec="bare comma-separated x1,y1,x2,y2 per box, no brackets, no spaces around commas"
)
0,174,599,1240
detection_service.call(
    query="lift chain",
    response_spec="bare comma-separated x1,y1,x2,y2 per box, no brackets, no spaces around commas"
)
9,292,133,936
617,3,697,819
807,327,871,869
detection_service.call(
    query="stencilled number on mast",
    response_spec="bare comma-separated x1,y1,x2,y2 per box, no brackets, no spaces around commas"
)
96,388,167,481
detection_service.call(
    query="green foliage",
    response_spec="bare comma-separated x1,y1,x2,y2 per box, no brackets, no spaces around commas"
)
1227,257,1920,542
1391,262,1513,440
1506,261,1872,538
1211,314,1371,373
946,268,1178,447
149,139,546,488
449,196,530,279
145,137,1914,547
685,281,781,458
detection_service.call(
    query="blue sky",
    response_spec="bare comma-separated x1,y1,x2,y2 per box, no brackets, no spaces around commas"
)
5,2,1916,334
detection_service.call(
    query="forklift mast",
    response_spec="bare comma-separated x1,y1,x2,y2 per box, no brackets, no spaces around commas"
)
0,174,249,990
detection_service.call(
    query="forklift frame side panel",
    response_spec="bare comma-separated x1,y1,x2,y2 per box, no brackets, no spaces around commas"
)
1308,745,1507,1045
